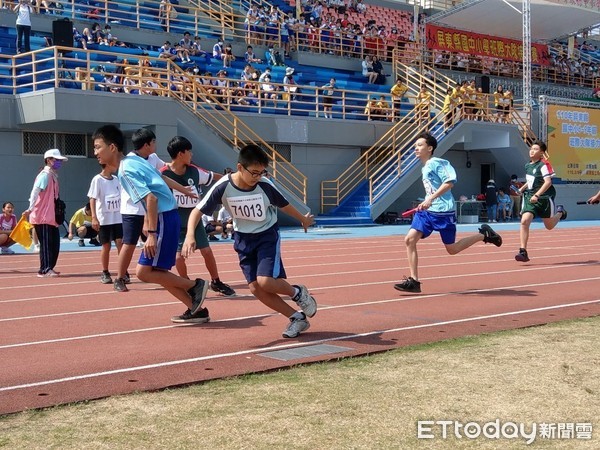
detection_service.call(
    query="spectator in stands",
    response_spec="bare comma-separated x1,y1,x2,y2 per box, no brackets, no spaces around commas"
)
416,86,431,124
159,0,175,30
189,36,211,66
364,96,378,121
82,22,103,44
320,78,336,119
260,74,278,107
390,77,408,120
179,32,194,60
73,27,87,50
362,55,377,84
493,84,506,123
122,68,141,95
283,67,299,101
99,69,122,93
503,89,513,121
245,45,261,63
258,66,272,83
213,69,229,103
371,55,385,84
223,43,235,68
159,41,178,62
376,95,391,121
14,0,33,54
355,0,367,14
592,87,600,99
245,3,259,45
509,174,523,219
212,37,224,63
74,67,91,90
265,45,284,66
442,87,454,130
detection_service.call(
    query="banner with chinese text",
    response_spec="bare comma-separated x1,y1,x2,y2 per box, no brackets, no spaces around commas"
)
547,104,600,181
426,24,550,66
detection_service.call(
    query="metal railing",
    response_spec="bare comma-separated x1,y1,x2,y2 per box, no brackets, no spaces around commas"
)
0,45,309,202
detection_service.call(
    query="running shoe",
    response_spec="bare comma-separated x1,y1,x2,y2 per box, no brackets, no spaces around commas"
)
114,277,129,292
37,269,60,278
78,239,85,247
394,276,421,293
171,307,210,324
101,270,113,284
89,238,101,246
210,280,236,297
124,272,131,284
282,312,310,338
556,205,567,221
188,278,208,314
479,224,502,247
292,285,317,317
515,248,530,262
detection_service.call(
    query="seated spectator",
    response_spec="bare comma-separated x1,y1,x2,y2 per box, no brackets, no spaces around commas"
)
68,202,100,246
217,205,233,239
497,187,512,221
0,201,17,254
202,213,222,241
265,45,284,66
362,55,377,84
98,69,122,93
364,96,378,121
73,27,87,49
355,0,367,14
376,95,391,121
245,45,262,63
260,74,278,107
282,67,299,101
74,67,91,90
212,37,224,62
159,41,178,61
372,55,385,84
82,22,103,44
222,43,235,68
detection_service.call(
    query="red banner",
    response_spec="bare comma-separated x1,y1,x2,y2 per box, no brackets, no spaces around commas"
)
426,24,550,66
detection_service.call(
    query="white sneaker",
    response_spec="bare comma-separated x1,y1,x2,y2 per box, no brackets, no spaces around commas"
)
0,247,15,254
282,312,310,338
37,269,60,278
292,285,317,317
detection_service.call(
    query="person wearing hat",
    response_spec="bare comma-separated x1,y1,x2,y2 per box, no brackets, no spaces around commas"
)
283,67,298,101
22,149,68,277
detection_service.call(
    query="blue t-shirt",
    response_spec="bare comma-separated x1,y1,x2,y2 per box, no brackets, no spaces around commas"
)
422,157,457,213
197,174,289,234
118,154,176,213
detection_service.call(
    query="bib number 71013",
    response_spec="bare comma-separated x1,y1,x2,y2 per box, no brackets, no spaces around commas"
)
228,194,266,222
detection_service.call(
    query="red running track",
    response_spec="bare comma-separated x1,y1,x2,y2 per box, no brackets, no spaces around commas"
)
1,227,599,414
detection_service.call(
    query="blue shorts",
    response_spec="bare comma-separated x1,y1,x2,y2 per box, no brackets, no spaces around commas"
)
122,214,144,245
411,210,457,245
138,209,180,270
234,226,286,283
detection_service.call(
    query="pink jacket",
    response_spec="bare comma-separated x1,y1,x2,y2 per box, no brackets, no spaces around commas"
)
29,168,59,226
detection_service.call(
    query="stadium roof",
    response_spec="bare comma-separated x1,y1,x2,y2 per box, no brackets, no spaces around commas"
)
426,0,600,42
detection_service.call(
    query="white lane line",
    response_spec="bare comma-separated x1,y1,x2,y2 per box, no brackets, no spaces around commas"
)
1,298,598,393
2,276,599,347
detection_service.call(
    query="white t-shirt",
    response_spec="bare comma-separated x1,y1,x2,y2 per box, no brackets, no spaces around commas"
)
201,214,214,228
16,4,32,27
120,152,166,215
87,174,122,225
217,206,231,223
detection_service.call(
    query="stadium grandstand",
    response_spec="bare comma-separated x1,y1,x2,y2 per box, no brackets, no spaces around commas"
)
0,0,599,225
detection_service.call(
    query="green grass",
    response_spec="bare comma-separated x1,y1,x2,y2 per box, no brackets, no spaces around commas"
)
1,316,599,449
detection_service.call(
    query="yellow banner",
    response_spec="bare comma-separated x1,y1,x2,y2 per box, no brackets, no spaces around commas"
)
547,104,600,181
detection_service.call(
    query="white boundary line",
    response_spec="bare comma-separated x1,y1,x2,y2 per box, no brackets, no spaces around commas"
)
1,298,598,393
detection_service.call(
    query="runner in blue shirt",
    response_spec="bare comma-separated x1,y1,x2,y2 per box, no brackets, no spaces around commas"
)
394,132,503,294
92,124,209,323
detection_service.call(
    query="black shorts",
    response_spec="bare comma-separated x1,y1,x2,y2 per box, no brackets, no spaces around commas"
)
122,214,144,245
81,225,98,239
98,223,124,245
323,96,334,107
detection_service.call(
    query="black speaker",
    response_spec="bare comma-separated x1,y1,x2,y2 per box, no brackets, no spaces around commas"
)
52,19,73,47
477,75,490,94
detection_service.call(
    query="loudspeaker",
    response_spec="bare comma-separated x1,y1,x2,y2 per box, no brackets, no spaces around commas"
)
52,19,73,47
477,75,490,94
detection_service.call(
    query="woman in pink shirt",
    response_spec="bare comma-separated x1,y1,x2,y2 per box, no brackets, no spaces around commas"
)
23,149,68,277
0,201,17,254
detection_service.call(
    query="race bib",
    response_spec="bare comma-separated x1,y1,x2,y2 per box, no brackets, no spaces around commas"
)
174,185,200,208
105,194,121,213
228,194,266,222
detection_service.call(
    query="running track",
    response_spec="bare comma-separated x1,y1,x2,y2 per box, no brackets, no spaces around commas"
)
1,223,599,414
